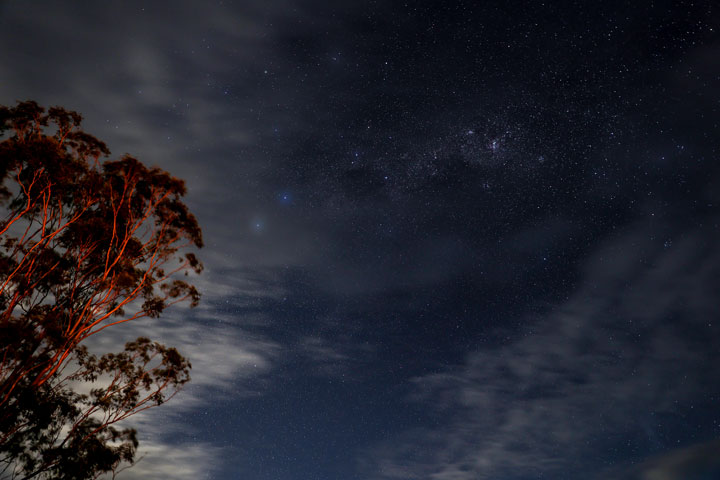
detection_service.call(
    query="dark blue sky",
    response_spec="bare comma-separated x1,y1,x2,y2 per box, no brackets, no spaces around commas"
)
1,1,719,479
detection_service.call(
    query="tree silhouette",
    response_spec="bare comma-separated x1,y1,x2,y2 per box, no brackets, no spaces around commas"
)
0,101,202,479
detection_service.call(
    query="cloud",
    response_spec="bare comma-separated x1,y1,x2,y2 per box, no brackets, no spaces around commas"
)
105,441,224,480
609,439,720,480
363,214,720,479
82,293,281,479
292,334,375,379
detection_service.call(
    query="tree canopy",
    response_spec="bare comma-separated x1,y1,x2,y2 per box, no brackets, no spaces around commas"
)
0,101,203,479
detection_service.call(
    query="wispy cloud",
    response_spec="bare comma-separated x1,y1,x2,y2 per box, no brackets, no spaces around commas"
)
364,215,720,479
85,293,281,479
107,442,224,480
606,438,720,480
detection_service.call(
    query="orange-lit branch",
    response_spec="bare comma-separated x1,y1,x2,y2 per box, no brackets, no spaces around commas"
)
0,103,202,420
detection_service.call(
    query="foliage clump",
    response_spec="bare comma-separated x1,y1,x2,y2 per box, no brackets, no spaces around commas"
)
0,101,202,479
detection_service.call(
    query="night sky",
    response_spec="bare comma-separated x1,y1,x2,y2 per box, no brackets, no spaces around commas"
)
2,1,720,479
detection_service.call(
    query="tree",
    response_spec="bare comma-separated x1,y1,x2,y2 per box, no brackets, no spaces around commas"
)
0,101,203,479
